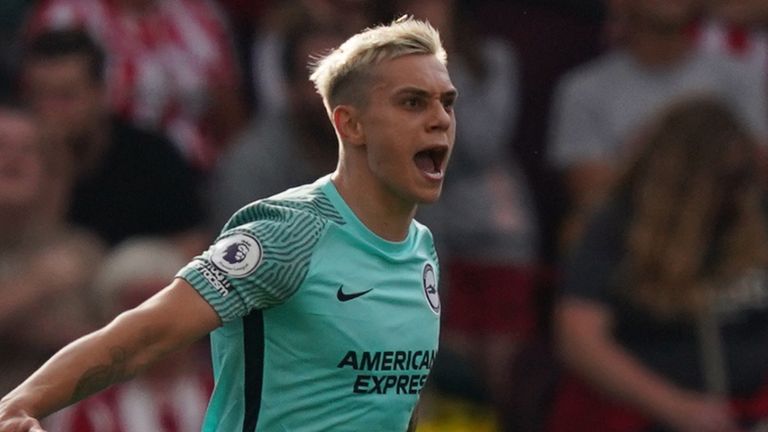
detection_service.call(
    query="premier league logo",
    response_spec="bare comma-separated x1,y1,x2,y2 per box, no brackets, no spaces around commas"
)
210,232,263,277
223,242,250,265
422,263,440,315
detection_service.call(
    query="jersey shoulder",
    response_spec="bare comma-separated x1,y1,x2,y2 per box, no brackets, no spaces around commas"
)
180,182,347,321
223,182,345,233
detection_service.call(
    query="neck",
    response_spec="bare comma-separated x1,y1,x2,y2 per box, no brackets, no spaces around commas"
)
626,25,693,67
76,120,111,176
330,162,416,242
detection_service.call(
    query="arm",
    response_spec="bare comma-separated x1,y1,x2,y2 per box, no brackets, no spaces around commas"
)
558,161,616,251
0,278,220,431
554,298,742,432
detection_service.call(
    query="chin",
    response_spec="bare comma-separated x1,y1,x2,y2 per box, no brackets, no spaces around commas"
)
414,187,443,205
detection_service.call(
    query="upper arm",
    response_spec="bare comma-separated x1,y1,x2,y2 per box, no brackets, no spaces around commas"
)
120,278,221,356
138,277,221,335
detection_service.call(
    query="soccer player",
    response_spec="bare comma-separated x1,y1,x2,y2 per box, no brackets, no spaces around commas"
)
0,16,457,432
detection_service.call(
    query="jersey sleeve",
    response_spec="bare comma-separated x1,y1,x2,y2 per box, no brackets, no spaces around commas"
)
176,202,328,322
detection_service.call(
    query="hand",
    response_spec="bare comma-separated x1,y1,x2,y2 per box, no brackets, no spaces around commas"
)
661,393,743,432
0,403,46,432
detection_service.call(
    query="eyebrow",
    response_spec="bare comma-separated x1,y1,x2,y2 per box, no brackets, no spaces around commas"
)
394,87,458,99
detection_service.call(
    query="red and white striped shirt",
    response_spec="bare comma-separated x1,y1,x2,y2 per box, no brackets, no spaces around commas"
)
27,0,241,169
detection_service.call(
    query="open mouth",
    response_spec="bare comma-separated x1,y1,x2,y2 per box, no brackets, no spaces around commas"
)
414,147,448,177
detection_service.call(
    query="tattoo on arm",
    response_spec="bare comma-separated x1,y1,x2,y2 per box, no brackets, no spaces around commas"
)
69,347,131,404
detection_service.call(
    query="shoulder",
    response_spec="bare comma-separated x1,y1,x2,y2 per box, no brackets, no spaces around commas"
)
479,37,518,65
412,219,436,243
555,51,627,96
697,48,764,79
223,181,344,234
111,119,187,162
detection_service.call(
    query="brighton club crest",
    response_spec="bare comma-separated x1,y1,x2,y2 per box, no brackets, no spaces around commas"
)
422,263,440,314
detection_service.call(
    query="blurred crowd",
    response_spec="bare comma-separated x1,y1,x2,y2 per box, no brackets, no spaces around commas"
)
2,0,768,431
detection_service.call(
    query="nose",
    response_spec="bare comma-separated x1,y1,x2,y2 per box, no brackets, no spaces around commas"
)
428,99,452,132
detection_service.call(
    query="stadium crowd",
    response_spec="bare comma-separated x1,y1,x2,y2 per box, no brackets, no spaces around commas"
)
2,0,768,431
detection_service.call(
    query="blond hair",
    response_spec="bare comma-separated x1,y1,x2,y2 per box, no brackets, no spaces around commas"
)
309,16,446,112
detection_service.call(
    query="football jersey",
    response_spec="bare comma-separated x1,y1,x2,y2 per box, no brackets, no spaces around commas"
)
177,175,441,431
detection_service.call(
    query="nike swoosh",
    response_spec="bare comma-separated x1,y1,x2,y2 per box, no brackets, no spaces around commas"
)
336,285,373,302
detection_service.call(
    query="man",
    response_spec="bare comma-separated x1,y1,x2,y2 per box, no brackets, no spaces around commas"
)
207,21,345,229
548,0,768,250
21,29,207,254
0,106,103,397
25,0,247,171
0,16,457,432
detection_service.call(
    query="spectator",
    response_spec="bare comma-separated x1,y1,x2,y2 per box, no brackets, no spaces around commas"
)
549,96,768,432
249,0,379,116
20,29,208,255
0,105,103,395
43,238,212,432
207,21,344,229
25,0,247,171
397,0,540,427
548,0,768,250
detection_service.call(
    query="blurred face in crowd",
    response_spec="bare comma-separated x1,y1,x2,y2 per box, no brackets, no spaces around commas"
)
289,30,345,132
0,110,43,209
300,0,371,35
23,53,106,147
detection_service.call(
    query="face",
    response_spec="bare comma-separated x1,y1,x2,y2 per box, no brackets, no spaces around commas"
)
356,54,456,206
0,111,43,208
23,55,105,145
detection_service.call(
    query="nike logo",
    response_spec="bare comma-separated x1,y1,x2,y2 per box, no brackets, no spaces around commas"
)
336,285,373,302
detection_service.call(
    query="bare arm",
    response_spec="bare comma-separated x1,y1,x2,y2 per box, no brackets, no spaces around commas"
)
558,162,616,251
555,298,742,432
0,278,220,431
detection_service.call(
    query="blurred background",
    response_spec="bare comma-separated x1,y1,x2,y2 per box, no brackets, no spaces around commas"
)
3,0,768,431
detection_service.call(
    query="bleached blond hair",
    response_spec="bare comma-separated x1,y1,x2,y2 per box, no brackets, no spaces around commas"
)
309,16,447,112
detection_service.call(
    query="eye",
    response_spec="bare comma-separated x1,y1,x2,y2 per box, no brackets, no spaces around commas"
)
402,96,425,110
441,95,456,112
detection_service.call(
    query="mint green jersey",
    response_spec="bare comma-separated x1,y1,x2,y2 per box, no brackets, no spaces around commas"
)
177,175,441,432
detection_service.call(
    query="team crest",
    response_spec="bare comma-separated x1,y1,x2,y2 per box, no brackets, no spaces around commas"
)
210,232,263,277
422,263,440,314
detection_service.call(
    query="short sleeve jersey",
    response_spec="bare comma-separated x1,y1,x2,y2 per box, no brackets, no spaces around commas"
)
177,176,441,432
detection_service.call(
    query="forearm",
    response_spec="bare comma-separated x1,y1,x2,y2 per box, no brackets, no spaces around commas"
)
559,325,691,425
0,280,220,431
0,308,176,419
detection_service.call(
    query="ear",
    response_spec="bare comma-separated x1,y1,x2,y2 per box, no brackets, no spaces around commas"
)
332,105,365,147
